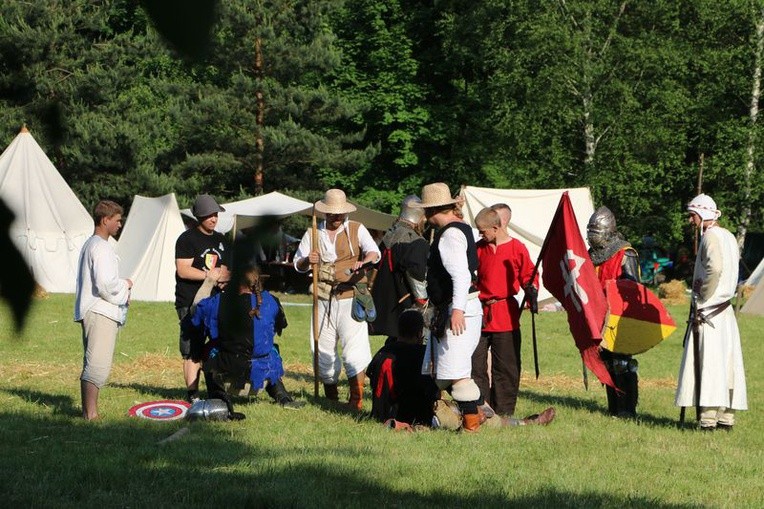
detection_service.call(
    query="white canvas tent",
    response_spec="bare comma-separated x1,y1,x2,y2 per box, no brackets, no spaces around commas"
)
746,256,764,288
741,257,764,316
180,191,396,234
347,201,396,231
460,186,596,305
116,194,185,302
0,126,93,293
235,199,395,234
741,281,764,316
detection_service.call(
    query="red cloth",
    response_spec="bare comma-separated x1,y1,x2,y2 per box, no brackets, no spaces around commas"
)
476,238,537,332
374,358,396,399
595,249,626,283
540,192,616,389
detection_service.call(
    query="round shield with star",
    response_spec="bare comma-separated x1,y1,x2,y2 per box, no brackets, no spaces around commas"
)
128,400,191,421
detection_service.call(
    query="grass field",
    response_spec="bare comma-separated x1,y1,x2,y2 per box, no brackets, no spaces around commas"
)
1,292,762,508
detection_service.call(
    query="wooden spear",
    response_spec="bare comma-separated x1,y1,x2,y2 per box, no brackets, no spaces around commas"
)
311,206,320,398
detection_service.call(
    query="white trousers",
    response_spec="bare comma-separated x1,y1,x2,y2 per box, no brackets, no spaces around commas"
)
422,302,482,381
310,297,372,384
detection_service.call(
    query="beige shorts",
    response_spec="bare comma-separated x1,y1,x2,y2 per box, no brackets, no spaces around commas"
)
80,311,119,388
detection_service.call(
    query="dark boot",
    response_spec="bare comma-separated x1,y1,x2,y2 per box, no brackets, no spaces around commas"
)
324,383,339,401
348,372,365,411
266,379,304,409
603,353,638,418
605,384,619,416
615,371,638,418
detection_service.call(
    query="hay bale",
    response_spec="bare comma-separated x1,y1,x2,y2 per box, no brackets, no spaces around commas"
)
33,284,49,299
658,279,688,305
740,284,755,301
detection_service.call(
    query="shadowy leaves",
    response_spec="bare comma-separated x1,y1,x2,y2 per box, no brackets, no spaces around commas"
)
0,199,35,330
139,0,219,61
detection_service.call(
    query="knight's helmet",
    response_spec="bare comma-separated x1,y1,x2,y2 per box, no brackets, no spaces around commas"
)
587,206,617,249
399,195,425,225
186,399,232,421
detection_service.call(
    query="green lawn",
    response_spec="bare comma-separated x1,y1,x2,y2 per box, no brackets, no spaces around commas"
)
1,293,762,508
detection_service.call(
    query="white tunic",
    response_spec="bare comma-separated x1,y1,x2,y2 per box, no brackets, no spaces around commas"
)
74,235,130,325
675,226,747,410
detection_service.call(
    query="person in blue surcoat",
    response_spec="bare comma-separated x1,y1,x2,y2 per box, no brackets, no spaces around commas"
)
191,263,302,408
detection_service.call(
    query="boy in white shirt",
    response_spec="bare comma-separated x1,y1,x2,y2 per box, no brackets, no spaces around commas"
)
74,200,132,420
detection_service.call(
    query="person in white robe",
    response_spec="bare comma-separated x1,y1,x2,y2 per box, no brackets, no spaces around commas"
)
675,193,747,430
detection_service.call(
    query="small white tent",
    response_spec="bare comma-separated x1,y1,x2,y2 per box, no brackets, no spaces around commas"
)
460,186,595,305
741,281,764,316
746,256,764,288
741,256,764,316
116,194,185,302
0,126,93,293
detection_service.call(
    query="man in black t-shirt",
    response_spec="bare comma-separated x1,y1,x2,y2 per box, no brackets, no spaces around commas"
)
175,194,230,402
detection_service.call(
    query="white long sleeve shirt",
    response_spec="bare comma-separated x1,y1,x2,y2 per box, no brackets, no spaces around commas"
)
438,226,480,314
74,235,130,325
293,219,380,272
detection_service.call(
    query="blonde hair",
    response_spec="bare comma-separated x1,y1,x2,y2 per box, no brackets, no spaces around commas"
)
475,208,500,229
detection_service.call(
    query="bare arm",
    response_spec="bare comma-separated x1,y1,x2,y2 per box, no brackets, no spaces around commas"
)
176,258,222,282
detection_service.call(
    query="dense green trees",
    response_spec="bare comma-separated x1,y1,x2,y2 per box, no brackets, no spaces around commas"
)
1,0,762,247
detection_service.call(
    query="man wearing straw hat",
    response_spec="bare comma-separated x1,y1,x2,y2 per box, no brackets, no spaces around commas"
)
675,193,747,431
294,189,381,410
413,183,486,431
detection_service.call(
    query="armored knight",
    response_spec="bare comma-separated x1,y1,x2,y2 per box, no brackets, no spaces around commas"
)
371,196,430,338
587,206,640,418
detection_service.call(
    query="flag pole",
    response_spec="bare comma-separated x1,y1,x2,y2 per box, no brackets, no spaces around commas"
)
519,192,569,379
581,360,589,390
311,206,320,399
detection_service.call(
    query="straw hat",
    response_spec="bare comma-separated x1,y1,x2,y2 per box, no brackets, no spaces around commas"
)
413,183,461,209
314,189,357,215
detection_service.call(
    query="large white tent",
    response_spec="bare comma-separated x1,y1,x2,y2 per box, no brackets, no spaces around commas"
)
460,186,595,305
116,194,185,302
0,126,93,293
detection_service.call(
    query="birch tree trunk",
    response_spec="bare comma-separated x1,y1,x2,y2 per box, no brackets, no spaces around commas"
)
739,6,764,251
559,0,627,168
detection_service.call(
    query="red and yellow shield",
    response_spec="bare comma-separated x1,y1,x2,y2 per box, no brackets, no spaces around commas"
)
601,279,676,355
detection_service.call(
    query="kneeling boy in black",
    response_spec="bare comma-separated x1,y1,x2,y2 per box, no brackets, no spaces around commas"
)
367,310,440,425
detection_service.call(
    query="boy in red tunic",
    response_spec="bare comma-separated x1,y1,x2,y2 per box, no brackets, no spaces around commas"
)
472,206,538,416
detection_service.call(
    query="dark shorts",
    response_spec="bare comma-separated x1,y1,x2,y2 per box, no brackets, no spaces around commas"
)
177,307,204,361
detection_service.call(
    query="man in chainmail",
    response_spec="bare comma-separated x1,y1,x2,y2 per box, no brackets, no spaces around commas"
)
371,195,429,338
587,206,641,418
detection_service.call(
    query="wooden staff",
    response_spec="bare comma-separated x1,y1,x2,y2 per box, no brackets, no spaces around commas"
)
311,206,320,398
